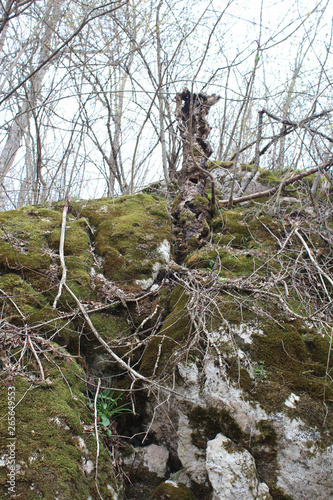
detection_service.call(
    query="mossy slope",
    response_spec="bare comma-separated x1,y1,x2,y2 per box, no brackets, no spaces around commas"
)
0,354,117,499
0,192,332,499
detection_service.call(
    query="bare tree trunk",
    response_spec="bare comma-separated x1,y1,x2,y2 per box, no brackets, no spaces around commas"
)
0,0,65,203
156,0,170,186
0,108,25,185
173,88,219,260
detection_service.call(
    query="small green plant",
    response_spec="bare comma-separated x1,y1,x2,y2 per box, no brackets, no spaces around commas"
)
207,259,215,271
253,361,267,381
88,389,132,436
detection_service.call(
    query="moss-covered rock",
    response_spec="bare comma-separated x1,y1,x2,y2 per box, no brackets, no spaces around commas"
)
0,352,119,499
211,208,283,249
151,481,197,499
139,286,189,378
82,194,172,283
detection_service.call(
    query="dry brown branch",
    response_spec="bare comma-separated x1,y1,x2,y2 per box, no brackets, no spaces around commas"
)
219,161,333,206
27,333,45,380
0,287,26,319
295,229,333,290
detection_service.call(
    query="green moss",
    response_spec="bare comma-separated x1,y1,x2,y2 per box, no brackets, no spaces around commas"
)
65,255,91,284
208,286,333,433
185,248,218,269
0,352,117,499
188,406,245,449
0,273,50,323
52,319,81,354
88,311,130,341
179,207,196,226
211,209,282,249
185,245,270,278
0,203,96,305
46,219,91,256
207,160,234,170
151,481,197,499
250,420,279,487
191,195,210,211
85,194,172,282
303,331,333,370
248,321,333,413
0,206,61,276
257,169,282,186
140,286,189,377
269,487,295,500
212,292,255,324
241,164,255,172
192,145,204,158
218,249,265,277
0,193,172,294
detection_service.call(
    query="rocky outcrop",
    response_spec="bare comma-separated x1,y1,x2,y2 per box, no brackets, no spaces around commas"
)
143,351,333,499
0,187,332,499
206,434,272,500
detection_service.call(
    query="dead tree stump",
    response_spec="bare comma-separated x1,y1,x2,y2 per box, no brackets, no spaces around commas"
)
173,88,220,260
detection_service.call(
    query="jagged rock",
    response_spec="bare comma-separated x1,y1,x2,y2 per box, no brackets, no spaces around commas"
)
209,163,269,199
142,444,169,477
177,412,207,485
274,417,333,498
144,351,333,499
122,443,169,478
206,433,272,500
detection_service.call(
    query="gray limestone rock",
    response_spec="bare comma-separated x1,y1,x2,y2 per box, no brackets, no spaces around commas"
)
206,433,272,500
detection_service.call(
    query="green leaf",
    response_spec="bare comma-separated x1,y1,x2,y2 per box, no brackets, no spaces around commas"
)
100,415,110,428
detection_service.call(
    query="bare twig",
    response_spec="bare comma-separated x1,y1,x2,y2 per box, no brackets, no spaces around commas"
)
0,288,26,319
53,201,69,309
27,333,45,381
295,229,333,290
94,378,103,500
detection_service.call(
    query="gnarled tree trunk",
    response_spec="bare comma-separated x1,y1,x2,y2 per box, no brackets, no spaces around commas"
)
173,88,220,260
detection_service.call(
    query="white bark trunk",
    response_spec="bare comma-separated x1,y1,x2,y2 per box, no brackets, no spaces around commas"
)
0,0,65,198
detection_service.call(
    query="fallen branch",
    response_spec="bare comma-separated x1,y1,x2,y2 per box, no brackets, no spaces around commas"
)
219,161,333,206
27,332,45,381
0,287,26,319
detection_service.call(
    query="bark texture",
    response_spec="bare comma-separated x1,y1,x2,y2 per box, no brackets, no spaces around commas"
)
173,88,220,260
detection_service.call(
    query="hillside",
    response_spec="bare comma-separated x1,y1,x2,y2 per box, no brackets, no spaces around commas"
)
0,184,332,499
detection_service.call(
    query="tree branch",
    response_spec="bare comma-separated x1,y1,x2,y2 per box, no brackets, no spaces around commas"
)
219,160,333,206
0,1,127,107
